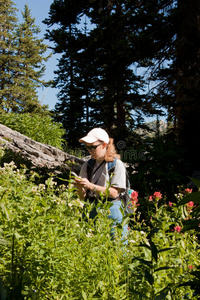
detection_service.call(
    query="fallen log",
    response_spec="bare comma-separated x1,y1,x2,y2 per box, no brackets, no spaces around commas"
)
0,124,84,175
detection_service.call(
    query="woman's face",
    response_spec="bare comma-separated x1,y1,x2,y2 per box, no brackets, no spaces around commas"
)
85,141,107,161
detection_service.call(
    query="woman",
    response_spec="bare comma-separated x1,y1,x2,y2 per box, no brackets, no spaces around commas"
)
74,128,128,242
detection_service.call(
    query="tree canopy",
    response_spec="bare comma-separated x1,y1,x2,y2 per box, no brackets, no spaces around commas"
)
44,0,200,173
0,0,51,113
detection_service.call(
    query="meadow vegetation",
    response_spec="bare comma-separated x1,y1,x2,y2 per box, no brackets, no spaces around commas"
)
0,145,199,299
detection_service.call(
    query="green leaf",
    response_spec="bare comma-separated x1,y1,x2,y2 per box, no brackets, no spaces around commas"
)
129,261,140,269
157,247,175,253
14,232,22,240
138,243,151,250
82,290,88,300
133,257,152,267
155,267,174,272
0,237,10,246
178,192,200,205
181,219,199,232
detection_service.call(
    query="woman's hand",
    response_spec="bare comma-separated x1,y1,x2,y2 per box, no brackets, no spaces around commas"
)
74,177,94,191
74,177,121,199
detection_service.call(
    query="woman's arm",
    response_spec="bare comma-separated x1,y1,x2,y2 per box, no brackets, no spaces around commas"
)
74,177,121,199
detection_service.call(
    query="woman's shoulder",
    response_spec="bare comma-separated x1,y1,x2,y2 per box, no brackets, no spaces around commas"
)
113,158,126,169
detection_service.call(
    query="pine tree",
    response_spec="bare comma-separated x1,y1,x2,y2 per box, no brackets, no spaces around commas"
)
13,4,51,113
0,0,18,111
0,2,51,113
44,0,146,146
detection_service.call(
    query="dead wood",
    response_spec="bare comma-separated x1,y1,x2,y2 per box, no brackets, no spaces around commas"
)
0,124,84,175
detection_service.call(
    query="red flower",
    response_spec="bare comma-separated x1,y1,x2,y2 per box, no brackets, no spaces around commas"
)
169,202,173,207
153,191,163,200
183,188,192,195
131,191,138,201
188,265,193,269
149,191,163,201
174,225,182,232
187,201,194,208
131,191,139,211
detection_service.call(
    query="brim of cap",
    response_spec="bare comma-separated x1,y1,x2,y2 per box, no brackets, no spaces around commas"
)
79,136,98,144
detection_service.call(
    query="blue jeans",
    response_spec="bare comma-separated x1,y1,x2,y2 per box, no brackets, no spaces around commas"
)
86,199,128,244
108,200,128,244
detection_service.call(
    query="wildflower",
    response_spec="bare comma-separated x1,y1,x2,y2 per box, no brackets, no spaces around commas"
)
187,201,195,209
86,232,93,238
174,225,182,232
131,191,138,201
153,191,162,200
175,193,183,199
77,199,84,208
149,191,162,202
38,184,45,190
169,202,173,207
31,186,38,193
183,188,192,195
131,191,139,211
188,265,193,269
140,231,146,235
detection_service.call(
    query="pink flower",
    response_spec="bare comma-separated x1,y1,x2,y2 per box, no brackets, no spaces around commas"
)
149,195,153,201
131,191,138,201
169,202,173,207
131,191,139,211
187,201,194,208
153,191,163,200
183,188,192,195
174,225,182,232
149,191,163,202
188,265,193,269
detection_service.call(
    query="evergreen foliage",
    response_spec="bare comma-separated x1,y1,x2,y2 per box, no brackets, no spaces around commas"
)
0,0,51,113
44,0,147,147
44,0,200,172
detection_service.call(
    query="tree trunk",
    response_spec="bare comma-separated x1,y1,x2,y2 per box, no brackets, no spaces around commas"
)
0,124,84,175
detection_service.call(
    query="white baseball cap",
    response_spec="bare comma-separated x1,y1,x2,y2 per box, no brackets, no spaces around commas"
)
79,128,109,144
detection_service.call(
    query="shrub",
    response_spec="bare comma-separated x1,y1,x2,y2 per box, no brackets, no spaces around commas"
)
0,112,65,149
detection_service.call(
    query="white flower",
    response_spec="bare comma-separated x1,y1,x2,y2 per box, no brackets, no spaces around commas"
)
38,184,45,190
31,186,38,193
86,232,93,238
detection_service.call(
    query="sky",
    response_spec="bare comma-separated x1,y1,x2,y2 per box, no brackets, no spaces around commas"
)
14,0,59,110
